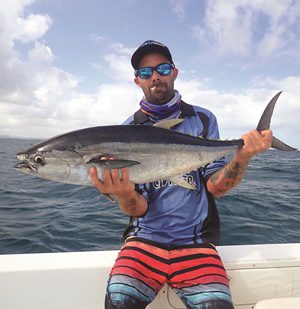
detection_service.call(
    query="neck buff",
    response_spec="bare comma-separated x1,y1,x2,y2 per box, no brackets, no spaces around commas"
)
139,90,182,121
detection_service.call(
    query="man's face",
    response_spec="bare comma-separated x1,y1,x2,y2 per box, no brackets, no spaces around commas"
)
134,52,178,105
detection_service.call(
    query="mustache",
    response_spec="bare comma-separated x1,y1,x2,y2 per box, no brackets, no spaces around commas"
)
149,81,167,89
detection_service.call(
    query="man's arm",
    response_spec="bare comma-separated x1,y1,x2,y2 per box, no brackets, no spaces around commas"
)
207,129,272,198
90,167,148,217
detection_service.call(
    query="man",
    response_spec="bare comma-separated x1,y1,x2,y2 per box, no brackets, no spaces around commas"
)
90,40,272,309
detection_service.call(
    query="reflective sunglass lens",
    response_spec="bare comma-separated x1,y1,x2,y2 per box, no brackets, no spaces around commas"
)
139,68,152,79
156,64,172,76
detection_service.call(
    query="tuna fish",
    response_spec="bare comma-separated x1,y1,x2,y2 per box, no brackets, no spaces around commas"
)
14,92,296,190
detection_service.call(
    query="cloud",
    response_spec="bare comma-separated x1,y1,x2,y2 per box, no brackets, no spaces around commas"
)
28,42,55,65
103,43,134,82
16,13,52,43
170,0,190,21
192,0,300,59
0,0,139,139
87,33,105,44
0,0,52,44
0,1,299,150
193,2,253,57
0,1,79,136
89,37,134,82
0,1,54,103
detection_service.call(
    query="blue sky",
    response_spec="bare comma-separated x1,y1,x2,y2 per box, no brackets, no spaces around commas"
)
0,0,299,148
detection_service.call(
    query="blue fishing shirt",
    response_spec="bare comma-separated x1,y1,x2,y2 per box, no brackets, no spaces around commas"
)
122,101,228,245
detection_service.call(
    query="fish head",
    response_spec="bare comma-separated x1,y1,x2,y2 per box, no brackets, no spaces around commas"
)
15,150,47,175
14,148,88,184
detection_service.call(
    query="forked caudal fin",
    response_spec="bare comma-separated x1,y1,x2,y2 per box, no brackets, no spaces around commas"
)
256,91,297,151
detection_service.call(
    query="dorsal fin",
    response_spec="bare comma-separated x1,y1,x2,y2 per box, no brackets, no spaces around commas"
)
153,118,184,129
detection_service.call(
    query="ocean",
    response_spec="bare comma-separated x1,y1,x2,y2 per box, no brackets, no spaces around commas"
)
0,137,299,254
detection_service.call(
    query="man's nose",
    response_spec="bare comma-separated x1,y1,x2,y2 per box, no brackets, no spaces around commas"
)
151,70,161,81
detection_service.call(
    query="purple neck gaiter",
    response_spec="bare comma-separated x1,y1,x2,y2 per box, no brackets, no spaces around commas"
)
139,90,182,121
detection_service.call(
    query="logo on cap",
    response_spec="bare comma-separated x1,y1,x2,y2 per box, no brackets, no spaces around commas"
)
141,40,166,48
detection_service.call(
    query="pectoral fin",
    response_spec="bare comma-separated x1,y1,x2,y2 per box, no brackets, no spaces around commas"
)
169,175,197,190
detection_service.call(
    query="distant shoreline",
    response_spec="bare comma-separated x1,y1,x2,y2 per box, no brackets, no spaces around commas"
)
0,135,43,141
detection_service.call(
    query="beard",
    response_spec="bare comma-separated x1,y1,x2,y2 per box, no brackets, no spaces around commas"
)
145,83,174,105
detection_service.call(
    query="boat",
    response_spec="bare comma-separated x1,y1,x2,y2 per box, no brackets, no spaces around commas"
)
0,243,300,308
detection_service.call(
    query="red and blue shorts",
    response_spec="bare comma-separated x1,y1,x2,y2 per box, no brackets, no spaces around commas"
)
106,238,233,309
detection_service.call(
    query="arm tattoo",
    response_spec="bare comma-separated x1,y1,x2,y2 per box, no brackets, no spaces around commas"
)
119,192,147,217
224,161,245,180
209,160,248,196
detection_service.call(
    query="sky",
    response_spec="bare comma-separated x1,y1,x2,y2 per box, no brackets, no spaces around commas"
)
0,0,299,148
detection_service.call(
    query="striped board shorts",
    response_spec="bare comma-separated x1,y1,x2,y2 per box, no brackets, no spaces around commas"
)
106,237,233,309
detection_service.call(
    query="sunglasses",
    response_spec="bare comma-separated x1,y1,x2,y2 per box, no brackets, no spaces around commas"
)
134,63,175,79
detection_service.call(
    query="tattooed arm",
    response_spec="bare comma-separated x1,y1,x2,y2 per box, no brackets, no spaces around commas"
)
207,129,272,197
207,160,248,197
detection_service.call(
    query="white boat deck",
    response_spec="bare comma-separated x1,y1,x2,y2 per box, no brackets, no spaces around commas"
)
0,243,300,309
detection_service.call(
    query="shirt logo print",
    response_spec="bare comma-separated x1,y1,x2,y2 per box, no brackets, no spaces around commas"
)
153,173,196,189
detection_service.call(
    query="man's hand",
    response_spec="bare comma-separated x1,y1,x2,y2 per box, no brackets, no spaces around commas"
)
90,167,135,200
89,166,148,217
234,129,272,163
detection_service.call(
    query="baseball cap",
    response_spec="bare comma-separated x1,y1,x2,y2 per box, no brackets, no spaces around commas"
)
131,40,174,69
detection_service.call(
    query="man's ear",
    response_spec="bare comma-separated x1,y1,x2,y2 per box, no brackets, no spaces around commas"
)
173,68,179,81
134,77,142,88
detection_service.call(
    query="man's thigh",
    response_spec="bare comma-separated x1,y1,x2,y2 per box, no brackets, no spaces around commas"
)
106,239,169,308
168,245,233,309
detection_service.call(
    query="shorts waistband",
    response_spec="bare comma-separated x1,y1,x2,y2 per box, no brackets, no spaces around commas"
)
124,236,217,251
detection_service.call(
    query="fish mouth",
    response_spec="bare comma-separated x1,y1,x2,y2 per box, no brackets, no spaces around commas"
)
14,161,30,169
14,161,37,174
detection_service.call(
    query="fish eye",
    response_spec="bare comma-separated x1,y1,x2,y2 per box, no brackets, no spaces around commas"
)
34,155,45,165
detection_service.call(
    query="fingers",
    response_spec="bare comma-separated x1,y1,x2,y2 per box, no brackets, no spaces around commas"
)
260,129,273,142
236,129,272,162
242,130,260,150
243,129,272,150
89,167,107,197
111,168,121,186
90,168,113,192
89,166,133,197
121,168,130,182
102,169,113,186
90,166,101,187
91,156,130,189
